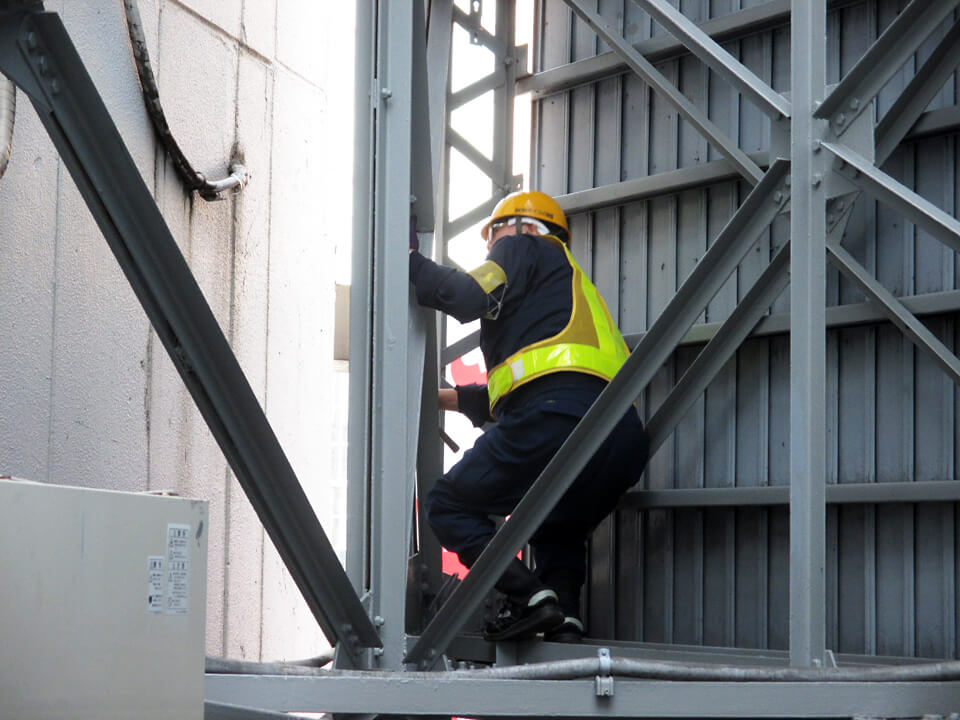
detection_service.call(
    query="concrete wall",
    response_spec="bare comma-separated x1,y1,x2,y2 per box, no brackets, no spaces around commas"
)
0,0,354,660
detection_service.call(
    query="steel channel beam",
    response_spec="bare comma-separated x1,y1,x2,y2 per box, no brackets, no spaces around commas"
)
826,239,960,385
364,0,421,671
0,10,379,659
631,0,790,120
622,480,960,509
346,0,376,603
626,288,960,349
789,0,828,668
545,100,960,220
404,161,790,667
447,195,498,240
875,18,960,165
441,328,481,366
449,126,500,183
559,152,770,215
205,674,960,717
815,0,960,136
646,242,790,457
561,0,764,185
825,141,960,254
418,0,455,612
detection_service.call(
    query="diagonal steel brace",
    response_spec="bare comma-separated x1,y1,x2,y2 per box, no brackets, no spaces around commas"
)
0,9,380,661
631,0,791,120
403,160,790,668
561,0,764,185
824,141,960,254
815,0,960,135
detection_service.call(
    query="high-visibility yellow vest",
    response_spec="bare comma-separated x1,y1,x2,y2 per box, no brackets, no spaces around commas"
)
486,235,629,412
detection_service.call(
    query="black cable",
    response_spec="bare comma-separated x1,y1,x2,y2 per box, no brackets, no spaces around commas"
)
121,0,246,200
0,73,14,181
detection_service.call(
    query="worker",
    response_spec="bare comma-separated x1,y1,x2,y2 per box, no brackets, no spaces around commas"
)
409,190,649,642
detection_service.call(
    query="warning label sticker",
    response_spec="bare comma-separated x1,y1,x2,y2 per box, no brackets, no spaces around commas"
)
147,556,164,613
166,523,191,615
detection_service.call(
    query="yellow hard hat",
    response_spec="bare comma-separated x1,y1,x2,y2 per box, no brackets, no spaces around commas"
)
480,190,569,241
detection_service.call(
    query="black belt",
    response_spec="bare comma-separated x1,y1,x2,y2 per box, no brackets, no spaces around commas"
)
493,372,607,418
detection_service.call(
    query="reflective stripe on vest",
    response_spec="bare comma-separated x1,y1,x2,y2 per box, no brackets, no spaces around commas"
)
487,236,629,412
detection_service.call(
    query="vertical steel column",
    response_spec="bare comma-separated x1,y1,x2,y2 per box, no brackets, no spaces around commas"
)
412,0,451,612
493,0,518,201
348,0,422,670
789,0,828,667
347,0,376,600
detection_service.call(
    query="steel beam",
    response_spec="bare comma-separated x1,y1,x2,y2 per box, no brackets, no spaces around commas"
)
646,242,790,457
825,141,960,254
626,288,960,349
205,674,960,717
631,0,790,120
558,153,770,215
362,0,423,670
560,0,765,185
622,480,960,509
875,17,960,165
0,9,379,660
441,329,481,366
404,161,790,667
346,0,375,606
448,126,500,182
519,0,863,99
789,0,828,668
815,0,960,136
546,101,960,219
826,239,960,385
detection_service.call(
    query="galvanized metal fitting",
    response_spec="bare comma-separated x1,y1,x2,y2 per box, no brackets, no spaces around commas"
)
595,647,614,697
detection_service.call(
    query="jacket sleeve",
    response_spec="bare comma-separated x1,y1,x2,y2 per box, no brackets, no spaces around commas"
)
409,251,503,323
455,383,493,427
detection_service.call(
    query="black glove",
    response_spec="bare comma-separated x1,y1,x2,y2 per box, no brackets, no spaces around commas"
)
409,216,419,252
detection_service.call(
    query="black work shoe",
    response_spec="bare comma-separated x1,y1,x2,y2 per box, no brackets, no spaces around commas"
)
483,589,564,641
544,616,585,643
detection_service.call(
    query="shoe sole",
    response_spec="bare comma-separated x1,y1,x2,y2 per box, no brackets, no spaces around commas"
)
483,603,564,642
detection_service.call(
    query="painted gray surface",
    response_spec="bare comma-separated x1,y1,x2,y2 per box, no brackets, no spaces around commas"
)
0,1,354,661
534,0,959,659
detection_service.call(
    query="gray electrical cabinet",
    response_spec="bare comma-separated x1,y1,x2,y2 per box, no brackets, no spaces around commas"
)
0,479,207,719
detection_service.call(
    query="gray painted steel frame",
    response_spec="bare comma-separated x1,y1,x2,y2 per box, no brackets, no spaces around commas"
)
205,672,960,717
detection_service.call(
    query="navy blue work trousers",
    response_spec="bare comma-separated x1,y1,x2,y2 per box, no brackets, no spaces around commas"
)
424,384,649,600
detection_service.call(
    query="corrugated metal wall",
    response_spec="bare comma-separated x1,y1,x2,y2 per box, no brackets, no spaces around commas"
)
534,0,959,658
